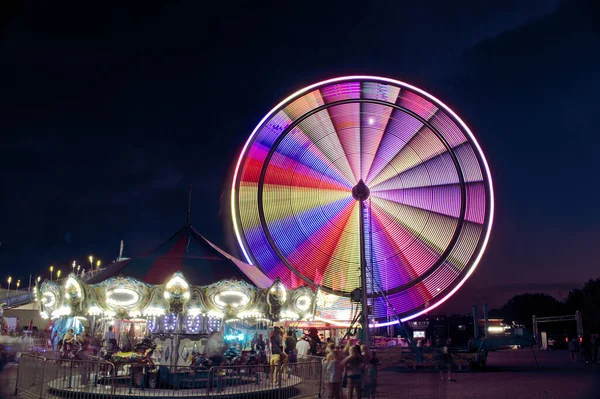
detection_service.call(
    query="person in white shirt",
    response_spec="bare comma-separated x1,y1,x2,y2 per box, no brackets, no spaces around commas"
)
296,336,311,359
103,325,117,356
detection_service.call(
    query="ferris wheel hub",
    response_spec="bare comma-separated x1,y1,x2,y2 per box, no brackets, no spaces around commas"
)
352,180,370,202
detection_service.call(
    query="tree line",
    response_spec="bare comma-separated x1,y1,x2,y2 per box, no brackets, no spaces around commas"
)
488,278,600,334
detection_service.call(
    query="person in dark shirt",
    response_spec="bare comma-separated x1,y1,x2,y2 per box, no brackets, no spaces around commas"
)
285,329,297,354
270,328,284,383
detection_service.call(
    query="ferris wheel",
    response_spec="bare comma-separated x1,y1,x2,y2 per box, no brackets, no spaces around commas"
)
231,76,494,324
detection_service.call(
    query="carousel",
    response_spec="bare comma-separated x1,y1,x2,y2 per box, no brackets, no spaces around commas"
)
35,224,317,392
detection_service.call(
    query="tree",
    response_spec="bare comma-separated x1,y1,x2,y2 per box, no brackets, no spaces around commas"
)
566,279,600,332
498,293,567,330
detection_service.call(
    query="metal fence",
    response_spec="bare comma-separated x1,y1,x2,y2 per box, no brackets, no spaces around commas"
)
16,353,117,399
16,353,323,398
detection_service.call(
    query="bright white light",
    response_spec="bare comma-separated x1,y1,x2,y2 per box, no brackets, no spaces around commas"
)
42,292,56,308
106,288,140,307
295,295,311,312
51,306,71,318
166,275,189,290
368,117,375,125
143,306,166,317
207,309,224,319
214,290,250,308
65,277,82,298
488,326,504,333
88,306,103,316
280,310,300,320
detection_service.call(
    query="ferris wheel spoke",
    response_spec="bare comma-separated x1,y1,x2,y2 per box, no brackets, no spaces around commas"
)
368,208,420,283
242,141,349,190
261,185,352,224
322,202,360,292
283,199,357,287
370,196,459,257
370,142,482,192
365,109,429,184
326,103,362,182
360,102,395,181
272,133,356,189
371,181,486,224
292,108,359,185
367,124,450,187
369,199,446,277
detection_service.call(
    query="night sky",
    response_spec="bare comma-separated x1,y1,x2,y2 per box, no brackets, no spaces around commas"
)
1,0,598,313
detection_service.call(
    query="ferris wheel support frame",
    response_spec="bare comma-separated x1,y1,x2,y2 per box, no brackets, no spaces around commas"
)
359,199,370,346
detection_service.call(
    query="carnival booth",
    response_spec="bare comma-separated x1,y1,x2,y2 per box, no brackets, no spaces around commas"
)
36,225,317,369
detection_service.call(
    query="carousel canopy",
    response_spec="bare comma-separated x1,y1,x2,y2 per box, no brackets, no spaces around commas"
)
87,225,272,288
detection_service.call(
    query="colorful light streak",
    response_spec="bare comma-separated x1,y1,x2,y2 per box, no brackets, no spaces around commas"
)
232,76,494,321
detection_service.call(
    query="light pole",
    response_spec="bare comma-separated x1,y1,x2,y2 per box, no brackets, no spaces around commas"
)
96,260,101,270
16,280,20,291
37,276,41,285
57,270,61,280
7,277,11,292
89,256,93,272
77,265,80,275
72,261,76,274
49,265,54,282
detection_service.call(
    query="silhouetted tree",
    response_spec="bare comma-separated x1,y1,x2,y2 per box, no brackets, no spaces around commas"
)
566,279,600,332
498,293,566,330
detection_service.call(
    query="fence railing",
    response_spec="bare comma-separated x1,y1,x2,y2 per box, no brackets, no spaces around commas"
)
16,353,117,399
16,353,323,398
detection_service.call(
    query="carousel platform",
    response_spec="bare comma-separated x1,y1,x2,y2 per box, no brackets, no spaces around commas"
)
45,372,306,398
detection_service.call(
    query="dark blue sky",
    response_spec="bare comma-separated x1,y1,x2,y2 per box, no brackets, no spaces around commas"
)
1,0,598,312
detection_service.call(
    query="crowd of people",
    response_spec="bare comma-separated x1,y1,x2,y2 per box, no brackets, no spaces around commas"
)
262,327,380,399
567,333,599,363
321,339,379,399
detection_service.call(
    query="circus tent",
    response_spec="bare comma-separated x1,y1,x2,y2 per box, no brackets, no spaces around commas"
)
87,224,273,288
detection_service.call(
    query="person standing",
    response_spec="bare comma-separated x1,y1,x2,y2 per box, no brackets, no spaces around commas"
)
365,351,379,399
591,333,599,363
581,333,592,363
325,349,344,399
568,337,578,362
270,328,284,383
103,326,117,359
77,333,92,386
341,346,364,399
296,336,310,360
285,329,297,355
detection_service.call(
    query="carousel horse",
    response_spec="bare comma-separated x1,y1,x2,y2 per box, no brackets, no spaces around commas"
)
111,337,157,365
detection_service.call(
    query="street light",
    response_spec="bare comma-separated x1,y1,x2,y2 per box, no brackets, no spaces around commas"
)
7,276,11,291
89,256,93,271
37,276,41,284
77,265,80,274
16,280,20,291
96,260,101,269
49,265,54,282
57,270,61,279
72,261,76,274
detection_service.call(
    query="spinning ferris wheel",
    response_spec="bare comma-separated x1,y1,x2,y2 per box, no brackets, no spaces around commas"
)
231,76,494,334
